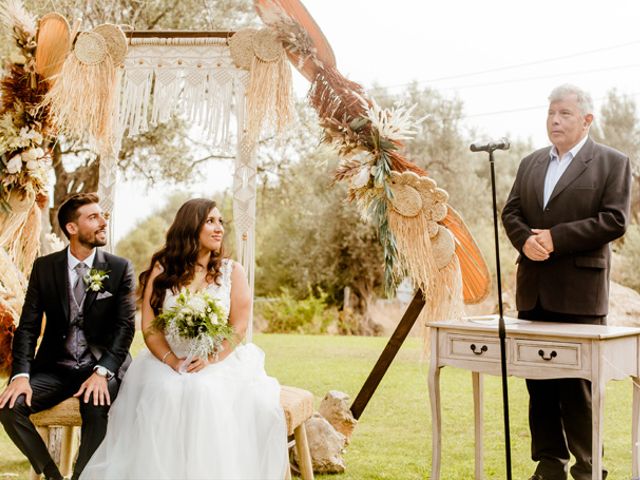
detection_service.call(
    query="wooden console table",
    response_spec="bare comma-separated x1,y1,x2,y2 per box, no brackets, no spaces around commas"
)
427,316,640,480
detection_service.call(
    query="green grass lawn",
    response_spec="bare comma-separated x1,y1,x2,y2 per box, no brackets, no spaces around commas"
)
0,333,635,479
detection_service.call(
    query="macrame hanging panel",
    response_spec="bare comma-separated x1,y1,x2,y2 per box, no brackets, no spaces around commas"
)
103,36,257,338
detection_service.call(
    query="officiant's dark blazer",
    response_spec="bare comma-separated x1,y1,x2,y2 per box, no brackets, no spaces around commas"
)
10,247,136,380
501,137,631,316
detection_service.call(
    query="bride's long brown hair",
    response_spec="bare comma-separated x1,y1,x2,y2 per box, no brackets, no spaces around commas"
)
139,198,225,315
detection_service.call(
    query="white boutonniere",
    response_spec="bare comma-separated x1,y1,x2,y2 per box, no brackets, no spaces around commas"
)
84,269,109,292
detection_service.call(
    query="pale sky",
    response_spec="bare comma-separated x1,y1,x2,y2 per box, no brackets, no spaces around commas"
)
112,0,640,241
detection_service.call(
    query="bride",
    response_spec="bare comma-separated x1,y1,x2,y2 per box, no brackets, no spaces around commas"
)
81,198,288,479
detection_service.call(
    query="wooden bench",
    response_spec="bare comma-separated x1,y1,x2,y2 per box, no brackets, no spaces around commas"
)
29,385,315,480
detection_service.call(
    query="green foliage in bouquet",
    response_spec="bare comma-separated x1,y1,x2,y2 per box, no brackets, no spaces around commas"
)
151,289,234,348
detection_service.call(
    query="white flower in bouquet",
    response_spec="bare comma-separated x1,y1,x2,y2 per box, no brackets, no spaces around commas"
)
6,154,22,174
152,289,233,363
187,295,207,314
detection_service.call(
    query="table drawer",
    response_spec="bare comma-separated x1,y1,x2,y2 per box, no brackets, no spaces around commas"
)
446,334,502,362
513,339,581,369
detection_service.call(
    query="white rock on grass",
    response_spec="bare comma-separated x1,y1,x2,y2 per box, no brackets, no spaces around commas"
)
318,390,358,444
294,413,346,474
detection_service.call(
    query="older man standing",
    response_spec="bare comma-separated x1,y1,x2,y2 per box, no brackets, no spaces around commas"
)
502,84,631,480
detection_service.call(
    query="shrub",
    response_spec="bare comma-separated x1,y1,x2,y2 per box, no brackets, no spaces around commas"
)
256,288,337,334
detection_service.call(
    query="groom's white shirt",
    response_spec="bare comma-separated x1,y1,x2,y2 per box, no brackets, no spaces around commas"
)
68,248,97,292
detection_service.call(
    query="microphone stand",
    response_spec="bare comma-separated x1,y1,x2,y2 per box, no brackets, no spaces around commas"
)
471,143,512,480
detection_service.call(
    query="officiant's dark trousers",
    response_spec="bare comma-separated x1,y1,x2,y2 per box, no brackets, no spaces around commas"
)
0,367,119,480
519,303,607,480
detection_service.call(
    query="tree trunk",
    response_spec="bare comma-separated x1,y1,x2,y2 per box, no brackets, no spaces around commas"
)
351,281,383,336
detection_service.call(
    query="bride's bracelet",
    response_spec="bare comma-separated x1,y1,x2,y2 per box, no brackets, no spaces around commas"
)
161,350,173,364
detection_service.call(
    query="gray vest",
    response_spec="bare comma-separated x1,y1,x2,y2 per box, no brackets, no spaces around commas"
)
56,279,96,371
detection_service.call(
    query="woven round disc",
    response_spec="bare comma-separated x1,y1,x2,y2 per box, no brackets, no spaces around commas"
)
229,28,257,70
389,183,422,217
433,187,449,204
93,24,127,66
430,202,448,222
427,220,439,238
251,27,284,63
74,31,107,65
431,226,456,269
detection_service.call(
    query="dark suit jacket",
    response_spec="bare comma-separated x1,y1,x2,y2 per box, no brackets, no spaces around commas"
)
10,248,136,380
501,138,631,316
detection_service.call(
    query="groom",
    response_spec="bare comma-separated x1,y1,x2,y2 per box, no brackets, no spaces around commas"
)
0,193,136,480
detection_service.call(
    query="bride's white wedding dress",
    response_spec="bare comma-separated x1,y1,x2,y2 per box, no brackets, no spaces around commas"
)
81,260,288,480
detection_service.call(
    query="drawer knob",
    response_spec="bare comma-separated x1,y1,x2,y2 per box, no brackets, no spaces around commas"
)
470,344,488,355
538,349,558,361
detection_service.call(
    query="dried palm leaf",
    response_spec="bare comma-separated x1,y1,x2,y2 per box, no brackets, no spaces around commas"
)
440,206,491,304
255,0,335,80
35,12,71,82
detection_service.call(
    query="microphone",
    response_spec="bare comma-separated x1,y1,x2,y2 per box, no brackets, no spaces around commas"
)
470,138,511,153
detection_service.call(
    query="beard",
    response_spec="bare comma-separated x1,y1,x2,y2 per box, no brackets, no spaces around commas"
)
78,229,107,248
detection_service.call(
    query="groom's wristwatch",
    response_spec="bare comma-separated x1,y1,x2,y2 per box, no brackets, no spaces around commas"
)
94,366,109,378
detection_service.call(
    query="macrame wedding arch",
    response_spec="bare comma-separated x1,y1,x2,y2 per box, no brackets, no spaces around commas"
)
101,31,260,339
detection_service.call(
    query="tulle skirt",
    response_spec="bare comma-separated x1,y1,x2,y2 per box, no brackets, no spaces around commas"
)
80,343,288,480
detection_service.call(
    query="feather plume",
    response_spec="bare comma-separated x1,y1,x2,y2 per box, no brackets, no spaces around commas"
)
0,301,16,378
0,0,36,38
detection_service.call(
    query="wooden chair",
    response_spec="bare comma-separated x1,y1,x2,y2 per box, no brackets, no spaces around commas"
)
28,386,315,480
29,399,79,480
280,385,315,480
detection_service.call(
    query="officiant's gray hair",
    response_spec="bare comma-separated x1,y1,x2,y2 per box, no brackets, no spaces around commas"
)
548,84,594,116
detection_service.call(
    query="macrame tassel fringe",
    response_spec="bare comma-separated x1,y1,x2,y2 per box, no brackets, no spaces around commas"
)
120,68,154,136
388,209,464,359
388,210,438,301
246,53,293,142
41,51,117,152
418,255,464,360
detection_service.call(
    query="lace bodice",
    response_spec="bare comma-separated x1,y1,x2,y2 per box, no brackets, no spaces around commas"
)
162,259,233,357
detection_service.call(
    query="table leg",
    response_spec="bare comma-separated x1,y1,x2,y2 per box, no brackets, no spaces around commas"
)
592,343,604,480
472,371,483,480
429,340,442,480
632,376,640,479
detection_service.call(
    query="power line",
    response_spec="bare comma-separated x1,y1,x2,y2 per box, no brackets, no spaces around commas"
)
441,64,640,92
370,63,640,100
464,92,640,119
370,40,640,90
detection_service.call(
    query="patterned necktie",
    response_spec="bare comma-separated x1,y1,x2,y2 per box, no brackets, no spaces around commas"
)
73,262,89,305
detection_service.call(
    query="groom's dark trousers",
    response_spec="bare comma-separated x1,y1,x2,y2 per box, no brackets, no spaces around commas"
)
0,248,135,480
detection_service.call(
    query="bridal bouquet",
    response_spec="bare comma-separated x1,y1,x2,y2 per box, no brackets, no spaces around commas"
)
152,289,234,366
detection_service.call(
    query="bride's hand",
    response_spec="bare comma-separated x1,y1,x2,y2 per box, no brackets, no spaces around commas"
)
167,354,186,373
185,357,210,373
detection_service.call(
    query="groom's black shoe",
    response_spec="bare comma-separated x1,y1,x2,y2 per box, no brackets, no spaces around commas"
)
528,475,544,480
